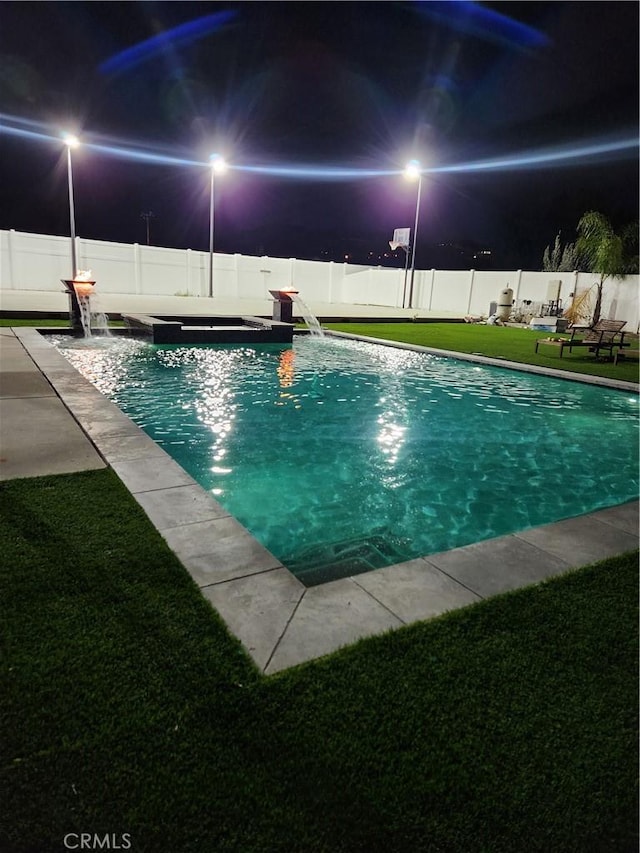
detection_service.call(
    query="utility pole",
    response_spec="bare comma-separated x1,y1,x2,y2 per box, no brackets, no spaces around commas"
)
140,211,155,245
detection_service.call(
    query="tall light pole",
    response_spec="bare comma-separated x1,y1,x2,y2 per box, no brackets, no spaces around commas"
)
404,159,423,309
208,153,227,298
63,133,79,278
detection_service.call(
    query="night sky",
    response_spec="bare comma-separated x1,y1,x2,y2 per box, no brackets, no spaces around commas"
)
1,1,638,270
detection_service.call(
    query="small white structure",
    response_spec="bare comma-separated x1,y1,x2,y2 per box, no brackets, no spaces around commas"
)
496,287,514,321
528,316,568,333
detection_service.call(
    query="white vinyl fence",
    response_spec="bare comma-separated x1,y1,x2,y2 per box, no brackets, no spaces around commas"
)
1,228,638,329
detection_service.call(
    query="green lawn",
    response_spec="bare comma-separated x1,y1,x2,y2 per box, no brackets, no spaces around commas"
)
1,469,638,852
0,318,69,327
324,322,640,383
0,318,125,327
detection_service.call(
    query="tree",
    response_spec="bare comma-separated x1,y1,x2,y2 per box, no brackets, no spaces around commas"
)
542,232,577,272
574,211,639,324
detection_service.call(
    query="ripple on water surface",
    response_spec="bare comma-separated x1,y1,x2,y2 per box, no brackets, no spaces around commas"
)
54,335,640,585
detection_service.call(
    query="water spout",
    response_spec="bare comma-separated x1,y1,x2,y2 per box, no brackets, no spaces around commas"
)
62,273,110,337
290,293,325,337
74,283,93,337
269,288,324,336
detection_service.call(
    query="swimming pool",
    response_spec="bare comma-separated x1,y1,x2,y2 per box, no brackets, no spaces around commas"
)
55,335,639,585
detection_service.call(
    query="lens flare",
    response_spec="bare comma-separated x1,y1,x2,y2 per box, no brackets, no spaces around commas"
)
99,10,238,75
432,136,639,174
0,113,637,180
413,1,549,50
236,163,399,180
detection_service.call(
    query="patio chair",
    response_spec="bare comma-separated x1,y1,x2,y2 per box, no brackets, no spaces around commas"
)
565,319,628,359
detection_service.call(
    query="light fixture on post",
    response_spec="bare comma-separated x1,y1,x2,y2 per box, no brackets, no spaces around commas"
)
208,153,227,299
63,133,80,278
404,159,423,309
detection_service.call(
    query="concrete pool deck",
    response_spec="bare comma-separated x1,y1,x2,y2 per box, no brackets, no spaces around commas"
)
0,288,466,322
1,324,638,674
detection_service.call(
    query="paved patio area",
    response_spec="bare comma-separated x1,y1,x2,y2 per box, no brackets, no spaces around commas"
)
0,288,465,321
1,323,638,674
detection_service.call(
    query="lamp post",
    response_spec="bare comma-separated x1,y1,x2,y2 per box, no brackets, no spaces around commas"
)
404,159,423,309
64,133,79,278
208,153,227,298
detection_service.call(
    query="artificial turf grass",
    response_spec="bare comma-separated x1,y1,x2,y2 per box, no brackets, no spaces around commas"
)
324,322,640,383
0,470,257,762
0,318,125,327
270,554,639,852
1,469,638,852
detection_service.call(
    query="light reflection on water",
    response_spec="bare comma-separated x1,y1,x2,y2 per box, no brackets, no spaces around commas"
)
53,335,639,585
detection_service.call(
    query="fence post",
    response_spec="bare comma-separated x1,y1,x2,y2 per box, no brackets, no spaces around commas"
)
234,253,241,298
133,243,142,294
466,269,476,314
184,248,192,296
427,269,435,311
5,228,16,289
513,269,523,303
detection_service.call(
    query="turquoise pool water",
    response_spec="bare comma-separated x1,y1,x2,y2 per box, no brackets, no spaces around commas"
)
56,335,639,585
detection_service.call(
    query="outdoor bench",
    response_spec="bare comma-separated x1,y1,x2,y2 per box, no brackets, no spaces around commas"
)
536,320,629,359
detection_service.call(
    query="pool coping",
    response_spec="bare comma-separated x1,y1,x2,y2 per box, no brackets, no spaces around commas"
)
14,326,639,675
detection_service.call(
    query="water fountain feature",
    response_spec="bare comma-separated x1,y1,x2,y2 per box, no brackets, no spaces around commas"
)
61,272,110,337
269,289,325,337
73,279,94,336
291,293,325,337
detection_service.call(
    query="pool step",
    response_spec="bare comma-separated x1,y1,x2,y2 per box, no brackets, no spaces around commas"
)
285,531,411,586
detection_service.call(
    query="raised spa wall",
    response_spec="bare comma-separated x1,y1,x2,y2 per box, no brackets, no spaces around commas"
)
121,314,295,344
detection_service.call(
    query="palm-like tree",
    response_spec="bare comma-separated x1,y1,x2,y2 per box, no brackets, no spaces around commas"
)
575,211,639,324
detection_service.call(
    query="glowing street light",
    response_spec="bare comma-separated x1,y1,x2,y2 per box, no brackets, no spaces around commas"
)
63,133,80,278
208,153,227,298
404,159,423,309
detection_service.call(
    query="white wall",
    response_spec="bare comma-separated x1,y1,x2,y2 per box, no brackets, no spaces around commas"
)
425,270,470,314
468,270,519,315
340,263,403,307
1,228,638,329
574,272,639,332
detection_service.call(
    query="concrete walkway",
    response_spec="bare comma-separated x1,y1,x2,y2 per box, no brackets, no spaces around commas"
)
0,327,106,478
0,288,465,321
1,324,638,674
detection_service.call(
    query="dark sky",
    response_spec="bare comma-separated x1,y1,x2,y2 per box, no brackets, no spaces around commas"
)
1,1,638,270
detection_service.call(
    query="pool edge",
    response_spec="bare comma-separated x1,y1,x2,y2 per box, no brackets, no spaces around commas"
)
17,327,639,675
